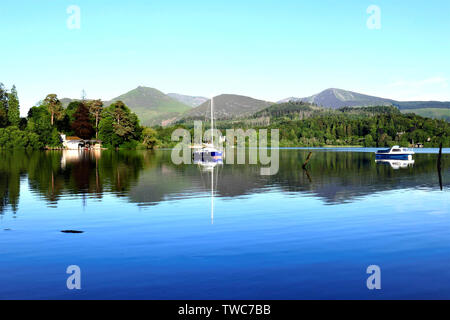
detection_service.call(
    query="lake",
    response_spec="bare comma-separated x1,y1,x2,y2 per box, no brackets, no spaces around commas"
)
0,148,449,299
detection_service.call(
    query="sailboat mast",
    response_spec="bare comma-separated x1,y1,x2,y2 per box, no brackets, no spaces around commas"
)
211,97,214,145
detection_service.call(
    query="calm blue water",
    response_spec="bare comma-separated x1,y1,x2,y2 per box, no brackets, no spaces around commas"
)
0,148,449,299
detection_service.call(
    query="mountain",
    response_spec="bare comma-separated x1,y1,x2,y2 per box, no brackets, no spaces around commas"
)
60,87,450,125
280,88,450,120
60,98,81,109
277,97,301,104
167,93,208,107
179,94,273,121
105,86,191,126
253,101,322,119
282,88,393,108
59,87,192,126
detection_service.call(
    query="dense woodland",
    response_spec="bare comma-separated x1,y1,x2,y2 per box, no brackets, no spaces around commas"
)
0,83,159,150
155,103,450,148
0,84,449,149
255,103,450,147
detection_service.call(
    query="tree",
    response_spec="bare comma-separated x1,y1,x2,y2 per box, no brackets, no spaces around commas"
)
0,126,42,149
364,134,375,147
71,102,94,139
88,99,103,139
0,83,8,128
8,85,20,126
108,101,137,138
142,127,160,149
98,101,141,148
112,107,133,137
27,105,61,148
43,94,63,126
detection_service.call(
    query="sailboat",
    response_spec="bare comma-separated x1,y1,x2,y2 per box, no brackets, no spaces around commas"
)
193,97,223,164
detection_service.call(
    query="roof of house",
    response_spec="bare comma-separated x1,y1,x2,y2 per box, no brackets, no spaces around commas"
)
66,136,83,141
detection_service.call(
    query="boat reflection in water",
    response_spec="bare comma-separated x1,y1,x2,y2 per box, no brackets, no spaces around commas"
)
194,158,223,224
0,149,446,215
193,153,223,170
375,159,415,169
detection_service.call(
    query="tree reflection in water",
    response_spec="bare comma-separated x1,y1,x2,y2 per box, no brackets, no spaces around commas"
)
0,149,448,214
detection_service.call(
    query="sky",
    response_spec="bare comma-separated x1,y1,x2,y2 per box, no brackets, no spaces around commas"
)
1,0,449,115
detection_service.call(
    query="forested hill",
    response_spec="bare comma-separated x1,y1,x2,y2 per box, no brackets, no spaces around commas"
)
265,104,449,147
247,102,401,120
179,94,273,121
278,88,450,121
0,82,449,150
195,102,450,148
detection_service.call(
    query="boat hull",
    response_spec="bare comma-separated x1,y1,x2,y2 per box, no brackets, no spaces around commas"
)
375,154,413,160
193,150,223,163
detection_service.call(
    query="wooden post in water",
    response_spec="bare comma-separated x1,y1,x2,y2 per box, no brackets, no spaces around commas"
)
302,152,313,170
437,142,443,191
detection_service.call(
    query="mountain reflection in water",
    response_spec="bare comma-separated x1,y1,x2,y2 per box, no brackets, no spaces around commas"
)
0,148,448,214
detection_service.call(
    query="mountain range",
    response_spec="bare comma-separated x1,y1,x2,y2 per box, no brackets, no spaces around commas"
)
279,88,450,121
60,87,450,125
167,93,208,107
279,88,394,108
180,94,273,121
279,88,450,111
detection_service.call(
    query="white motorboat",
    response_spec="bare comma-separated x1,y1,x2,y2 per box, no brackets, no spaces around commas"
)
375,146,414,160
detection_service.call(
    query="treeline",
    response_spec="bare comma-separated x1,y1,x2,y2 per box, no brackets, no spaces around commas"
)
0,83,160,149
1,87,448,149
0,83,41,148
262,104,449,147
157,102,449,148
269,112,449,147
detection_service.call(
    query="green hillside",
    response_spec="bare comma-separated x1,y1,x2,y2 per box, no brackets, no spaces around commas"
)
179,94,273,122
106,86,191,126
179,102,449,148
253,101,322,118
401,108,450,122
280,88,450,122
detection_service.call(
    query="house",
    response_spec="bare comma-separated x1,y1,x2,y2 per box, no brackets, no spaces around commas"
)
61,134,84,150
60,134,102,150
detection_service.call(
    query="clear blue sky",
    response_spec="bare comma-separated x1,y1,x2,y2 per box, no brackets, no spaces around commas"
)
1,0,449,115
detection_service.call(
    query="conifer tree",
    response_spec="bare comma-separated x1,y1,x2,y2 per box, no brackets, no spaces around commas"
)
0,83,8,128
8,85,20,126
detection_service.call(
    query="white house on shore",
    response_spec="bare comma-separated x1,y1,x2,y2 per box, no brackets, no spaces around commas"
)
60,134,102,150
61,134,84,149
